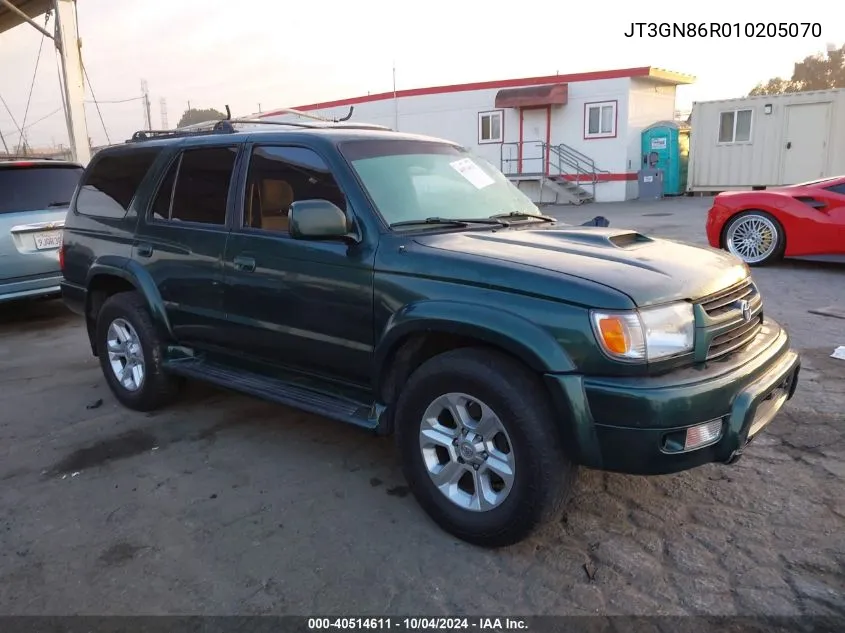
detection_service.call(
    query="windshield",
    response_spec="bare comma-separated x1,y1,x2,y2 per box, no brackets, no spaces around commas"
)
0,165,83,214
340,139,542,227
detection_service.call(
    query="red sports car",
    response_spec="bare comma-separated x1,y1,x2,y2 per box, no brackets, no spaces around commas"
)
706,175,845,266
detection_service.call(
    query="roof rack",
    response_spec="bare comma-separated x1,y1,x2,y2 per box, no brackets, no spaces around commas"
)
128,120,237,142
234,118,393,131
127,104,392,142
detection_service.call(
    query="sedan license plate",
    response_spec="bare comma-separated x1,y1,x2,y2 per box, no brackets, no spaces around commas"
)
34,230,62,250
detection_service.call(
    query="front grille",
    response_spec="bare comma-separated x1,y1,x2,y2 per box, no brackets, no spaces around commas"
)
707,314,763,360
699,278,764,360
700,278,756,317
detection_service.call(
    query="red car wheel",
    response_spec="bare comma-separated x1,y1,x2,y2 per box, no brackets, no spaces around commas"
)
722,210,786,266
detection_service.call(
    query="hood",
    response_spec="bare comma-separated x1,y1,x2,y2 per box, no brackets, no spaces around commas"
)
413,226,748,307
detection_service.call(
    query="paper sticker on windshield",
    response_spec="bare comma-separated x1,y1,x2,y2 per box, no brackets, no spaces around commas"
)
450,158,495,190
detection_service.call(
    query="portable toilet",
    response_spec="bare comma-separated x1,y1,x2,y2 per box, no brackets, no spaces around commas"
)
641,121,684,196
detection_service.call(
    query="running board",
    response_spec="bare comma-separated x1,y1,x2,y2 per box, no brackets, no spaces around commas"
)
163,358,382,431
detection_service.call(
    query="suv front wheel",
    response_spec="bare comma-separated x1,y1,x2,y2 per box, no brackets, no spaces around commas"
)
95,291,181,411
394,348,578,547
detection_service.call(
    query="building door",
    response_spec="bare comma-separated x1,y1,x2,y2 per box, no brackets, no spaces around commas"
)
781,102,831,184
520,107,549,175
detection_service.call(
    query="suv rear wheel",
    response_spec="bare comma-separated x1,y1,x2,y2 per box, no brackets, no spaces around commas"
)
394,348,578,547
95,291,181,411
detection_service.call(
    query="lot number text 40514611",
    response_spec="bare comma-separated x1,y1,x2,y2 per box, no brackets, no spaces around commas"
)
307,618,529,631
624,22,822,38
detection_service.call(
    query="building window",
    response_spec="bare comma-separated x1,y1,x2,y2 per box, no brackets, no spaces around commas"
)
584,101,616,139
478,110,503,144
718,109,753,143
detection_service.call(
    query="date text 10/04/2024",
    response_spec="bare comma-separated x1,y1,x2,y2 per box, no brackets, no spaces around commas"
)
624,22,822,38
307,618,528,631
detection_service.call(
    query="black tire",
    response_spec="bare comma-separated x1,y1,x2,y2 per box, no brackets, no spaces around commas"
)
721,210,786,267
394,347,578,548
95,291,182,412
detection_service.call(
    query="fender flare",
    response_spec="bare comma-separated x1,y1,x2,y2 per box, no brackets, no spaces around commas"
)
374,300,576,397
85,257,174,339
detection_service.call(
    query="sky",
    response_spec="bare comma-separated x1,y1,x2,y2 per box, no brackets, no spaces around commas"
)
0,0,842,150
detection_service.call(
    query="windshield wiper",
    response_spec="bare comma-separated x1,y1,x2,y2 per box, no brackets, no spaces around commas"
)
46,201,71,208
390,216,509,228
490,211,555,223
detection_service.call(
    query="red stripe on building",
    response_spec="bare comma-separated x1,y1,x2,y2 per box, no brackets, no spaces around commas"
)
260,67,656,117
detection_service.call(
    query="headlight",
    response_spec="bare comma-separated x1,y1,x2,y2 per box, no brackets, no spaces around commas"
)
591,302,695,362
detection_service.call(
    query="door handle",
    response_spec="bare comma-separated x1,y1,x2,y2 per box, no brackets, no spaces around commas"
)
136,243,153,258
786,141,792,149
233,255,256,272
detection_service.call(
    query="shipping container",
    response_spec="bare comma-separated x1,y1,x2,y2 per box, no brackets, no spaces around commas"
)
687,89,845,192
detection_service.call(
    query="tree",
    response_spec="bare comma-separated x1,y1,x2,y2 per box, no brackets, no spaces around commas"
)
748,43,845,96
176,107,226,128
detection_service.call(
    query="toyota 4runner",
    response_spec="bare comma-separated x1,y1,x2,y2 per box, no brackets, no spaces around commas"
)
60,119,801,547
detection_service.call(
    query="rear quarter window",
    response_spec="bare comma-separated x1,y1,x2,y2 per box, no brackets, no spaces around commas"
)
0,165,83,214
75,148,162,218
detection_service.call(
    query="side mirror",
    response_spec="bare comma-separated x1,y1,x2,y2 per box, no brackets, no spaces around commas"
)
289,199,353,241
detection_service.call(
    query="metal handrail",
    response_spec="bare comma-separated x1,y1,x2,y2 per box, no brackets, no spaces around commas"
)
499,141,547,176
500,140,611,201
548,143,612,199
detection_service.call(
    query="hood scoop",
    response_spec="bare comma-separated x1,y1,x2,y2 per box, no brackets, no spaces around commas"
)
551,227,654,249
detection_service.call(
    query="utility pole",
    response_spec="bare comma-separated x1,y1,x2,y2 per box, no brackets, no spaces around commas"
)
141,80,152,130
54,0,91,164
160,97,169,129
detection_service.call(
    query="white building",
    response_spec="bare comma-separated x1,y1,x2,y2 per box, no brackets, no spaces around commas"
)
259,66,694,204
687,89,845,193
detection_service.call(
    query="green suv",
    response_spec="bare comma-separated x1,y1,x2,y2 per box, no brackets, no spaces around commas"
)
60,119,801,547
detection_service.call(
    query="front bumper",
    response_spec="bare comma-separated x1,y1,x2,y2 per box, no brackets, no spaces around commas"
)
544,318,800,475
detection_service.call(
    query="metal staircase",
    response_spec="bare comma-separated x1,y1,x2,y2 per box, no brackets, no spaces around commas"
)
500,141,612,205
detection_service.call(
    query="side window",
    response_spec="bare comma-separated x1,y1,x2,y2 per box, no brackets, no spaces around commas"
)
825,183,845,196
243,145,346,232
149,147,237,225
150,158,178,220
76,148,161,218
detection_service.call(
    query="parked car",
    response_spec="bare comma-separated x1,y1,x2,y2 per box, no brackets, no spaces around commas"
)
706,175,845,266
0,158,83,303
60,121,800,547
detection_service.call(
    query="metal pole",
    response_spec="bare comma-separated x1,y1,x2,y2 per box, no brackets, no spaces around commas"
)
53,0,90,164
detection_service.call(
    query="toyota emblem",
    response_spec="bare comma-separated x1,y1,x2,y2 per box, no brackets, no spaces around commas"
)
738,299,751,322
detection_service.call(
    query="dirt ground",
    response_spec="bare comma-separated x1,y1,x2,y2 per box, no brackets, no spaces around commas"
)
0,197,843,616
